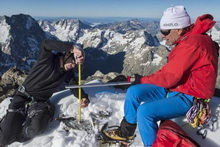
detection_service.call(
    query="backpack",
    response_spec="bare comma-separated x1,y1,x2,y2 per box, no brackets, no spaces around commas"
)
152,120,200,147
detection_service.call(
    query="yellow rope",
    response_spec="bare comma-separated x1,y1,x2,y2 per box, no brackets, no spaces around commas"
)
78,64,82,123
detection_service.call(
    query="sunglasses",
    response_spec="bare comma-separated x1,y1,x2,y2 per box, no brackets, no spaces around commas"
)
160,29,171,36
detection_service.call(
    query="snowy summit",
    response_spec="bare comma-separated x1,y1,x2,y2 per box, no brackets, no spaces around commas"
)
0,80,220,147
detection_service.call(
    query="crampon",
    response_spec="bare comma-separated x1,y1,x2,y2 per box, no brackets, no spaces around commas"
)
55,114,94,134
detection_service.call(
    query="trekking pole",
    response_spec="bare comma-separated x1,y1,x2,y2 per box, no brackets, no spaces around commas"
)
78,63,82,123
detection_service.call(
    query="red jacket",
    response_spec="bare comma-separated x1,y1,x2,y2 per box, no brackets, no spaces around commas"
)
140,14,219,98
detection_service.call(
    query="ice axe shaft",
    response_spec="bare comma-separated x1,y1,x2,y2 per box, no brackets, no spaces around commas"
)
66,81,131,89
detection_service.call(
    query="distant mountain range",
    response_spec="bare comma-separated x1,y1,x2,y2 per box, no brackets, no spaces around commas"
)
1,14,220,76
38,16,166,77
34,16,160,24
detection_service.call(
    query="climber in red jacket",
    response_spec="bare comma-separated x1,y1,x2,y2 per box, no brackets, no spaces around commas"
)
103,6,219,146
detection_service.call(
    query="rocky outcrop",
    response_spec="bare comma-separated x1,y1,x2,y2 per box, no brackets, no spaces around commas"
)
0,67,27,101
85,70,121,83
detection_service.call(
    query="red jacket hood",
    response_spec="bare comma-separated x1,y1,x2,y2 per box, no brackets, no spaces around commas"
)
176,14,216,44
190,14,216,34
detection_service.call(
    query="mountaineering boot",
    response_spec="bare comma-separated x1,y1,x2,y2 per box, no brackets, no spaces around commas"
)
103,117,136,141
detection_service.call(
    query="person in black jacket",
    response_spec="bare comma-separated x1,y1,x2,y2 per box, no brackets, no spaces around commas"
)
0,39,90,145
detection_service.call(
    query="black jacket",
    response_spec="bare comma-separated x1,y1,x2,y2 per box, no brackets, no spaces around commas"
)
21,39,88,101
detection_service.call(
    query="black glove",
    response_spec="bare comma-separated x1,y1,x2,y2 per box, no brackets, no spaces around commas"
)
108,75,127,83
108,75,129,90
131,74,142,85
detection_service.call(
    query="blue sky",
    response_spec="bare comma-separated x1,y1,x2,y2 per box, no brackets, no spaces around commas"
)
0,0,220,21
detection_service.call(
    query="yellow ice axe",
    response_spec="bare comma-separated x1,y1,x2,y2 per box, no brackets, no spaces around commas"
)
78,63,82,123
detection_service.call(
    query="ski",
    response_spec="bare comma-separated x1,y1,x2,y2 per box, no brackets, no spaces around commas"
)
65,81,131,89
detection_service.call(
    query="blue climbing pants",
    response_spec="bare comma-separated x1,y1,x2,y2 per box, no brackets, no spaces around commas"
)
124,84,194,146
